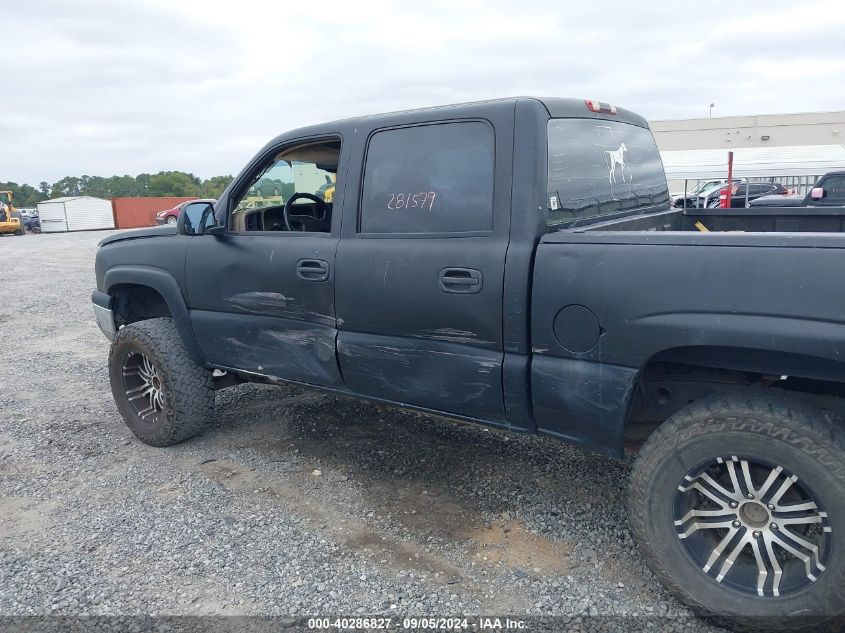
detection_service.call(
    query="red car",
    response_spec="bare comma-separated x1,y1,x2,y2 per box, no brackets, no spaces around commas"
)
155,199,216,225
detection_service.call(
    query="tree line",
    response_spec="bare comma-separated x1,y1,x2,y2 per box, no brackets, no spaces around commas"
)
0,172,234,208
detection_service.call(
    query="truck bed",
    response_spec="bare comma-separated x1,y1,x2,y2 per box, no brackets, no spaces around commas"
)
530,204,845,457
573,206,845,234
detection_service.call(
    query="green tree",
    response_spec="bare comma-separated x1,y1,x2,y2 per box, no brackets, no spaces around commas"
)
8,171,235,205
0,181,46,207
147,171,202,197
50,176,83,198
200,175,233,198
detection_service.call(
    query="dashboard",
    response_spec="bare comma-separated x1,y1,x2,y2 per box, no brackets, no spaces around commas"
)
232,202,331,233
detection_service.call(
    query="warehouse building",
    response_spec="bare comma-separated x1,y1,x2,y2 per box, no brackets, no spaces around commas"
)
651,109,845,195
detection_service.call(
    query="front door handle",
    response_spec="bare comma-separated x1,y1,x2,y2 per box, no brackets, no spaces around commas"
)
439,267,482,294
296,258,330,282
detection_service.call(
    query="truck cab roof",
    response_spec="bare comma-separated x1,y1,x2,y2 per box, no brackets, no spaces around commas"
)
268,97,651,146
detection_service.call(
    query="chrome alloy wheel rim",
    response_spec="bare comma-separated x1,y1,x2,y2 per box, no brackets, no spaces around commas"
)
121,351,166,422
674,455,832,597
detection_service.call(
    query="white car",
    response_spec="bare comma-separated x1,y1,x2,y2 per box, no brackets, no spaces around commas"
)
670,180,728,208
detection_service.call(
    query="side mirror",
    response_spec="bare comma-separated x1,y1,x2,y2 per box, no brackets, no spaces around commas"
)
810,187,825,200
178,202,219,235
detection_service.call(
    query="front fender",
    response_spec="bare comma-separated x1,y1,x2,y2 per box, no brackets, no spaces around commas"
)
103,265,203,365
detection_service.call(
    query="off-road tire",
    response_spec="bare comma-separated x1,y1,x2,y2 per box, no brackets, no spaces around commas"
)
630,393,845,632
109,317,214,446
12,212,24,235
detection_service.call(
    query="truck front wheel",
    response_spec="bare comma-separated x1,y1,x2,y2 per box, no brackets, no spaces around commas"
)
630,394,845,631
108,317,214,446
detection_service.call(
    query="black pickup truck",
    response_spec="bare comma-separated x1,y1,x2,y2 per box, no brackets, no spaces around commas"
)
750,171,845,208
92,97,845,631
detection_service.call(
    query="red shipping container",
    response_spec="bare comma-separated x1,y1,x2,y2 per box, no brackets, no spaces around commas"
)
111,197,198,229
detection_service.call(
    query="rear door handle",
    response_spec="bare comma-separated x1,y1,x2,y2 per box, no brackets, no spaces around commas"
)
296,258,330,282
439,267,482,294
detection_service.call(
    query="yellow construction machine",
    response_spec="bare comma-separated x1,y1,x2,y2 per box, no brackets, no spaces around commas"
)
0,191,24,236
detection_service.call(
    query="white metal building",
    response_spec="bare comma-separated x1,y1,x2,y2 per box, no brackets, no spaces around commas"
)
37,196,115,233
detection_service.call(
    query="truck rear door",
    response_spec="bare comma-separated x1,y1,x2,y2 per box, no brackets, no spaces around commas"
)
335,109,514,423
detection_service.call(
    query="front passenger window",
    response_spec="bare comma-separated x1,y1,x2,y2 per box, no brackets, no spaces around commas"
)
230,137,341,233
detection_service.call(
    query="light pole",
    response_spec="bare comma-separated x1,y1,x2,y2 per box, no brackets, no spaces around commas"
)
709,103,715,118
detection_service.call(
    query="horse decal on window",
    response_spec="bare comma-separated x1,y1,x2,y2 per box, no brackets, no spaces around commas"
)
605,143,630,184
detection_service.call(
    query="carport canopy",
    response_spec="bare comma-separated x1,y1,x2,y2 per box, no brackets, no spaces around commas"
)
660,144,845,180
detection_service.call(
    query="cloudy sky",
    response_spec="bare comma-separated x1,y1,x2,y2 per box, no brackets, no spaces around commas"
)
3,0,844,185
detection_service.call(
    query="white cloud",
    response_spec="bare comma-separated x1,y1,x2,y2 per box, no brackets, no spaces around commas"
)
1,0,844,184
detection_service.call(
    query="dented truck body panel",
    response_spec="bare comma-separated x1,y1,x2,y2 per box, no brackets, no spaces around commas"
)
93,96,845,460
337,332,506,423
329,101,519,423
185,233,342,387
532,235,845,378
334,231,509,422
190,311,343,387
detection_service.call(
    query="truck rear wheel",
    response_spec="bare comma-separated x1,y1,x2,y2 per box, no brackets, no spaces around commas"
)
629,393,845,631
108,317,214,446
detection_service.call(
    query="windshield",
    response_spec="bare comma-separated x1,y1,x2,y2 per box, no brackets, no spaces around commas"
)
0,192,10,205
698,182,726,197
547,119,669,227
687,180,719,195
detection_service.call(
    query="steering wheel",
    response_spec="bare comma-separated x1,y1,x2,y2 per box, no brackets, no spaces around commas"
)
283,193,331,232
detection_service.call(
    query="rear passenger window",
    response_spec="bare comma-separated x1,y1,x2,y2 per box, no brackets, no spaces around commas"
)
360,121,495,234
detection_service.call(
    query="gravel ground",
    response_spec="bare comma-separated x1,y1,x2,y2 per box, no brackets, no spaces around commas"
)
0,231,727,632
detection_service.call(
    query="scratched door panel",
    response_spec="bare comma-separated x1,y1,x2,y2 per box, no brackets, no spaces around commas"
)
185,233,341,386
335,236,507,422
338,330,504,421
190,310,341,386
333,118,509,423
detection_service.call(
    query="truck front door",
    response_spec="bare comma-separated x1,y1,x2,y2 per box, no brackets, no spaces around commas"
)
185,135,346,387
811,174,845,207
335,118,511,423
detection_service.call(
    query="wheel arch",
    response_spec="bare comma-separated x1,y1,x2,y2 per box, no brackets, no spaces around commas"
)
103,266,203,365
646,345,845,384
624,344,845,448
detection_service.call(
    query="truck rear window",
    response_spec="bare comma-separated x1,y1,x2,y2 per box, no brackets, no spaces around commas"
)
546,119,669,227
